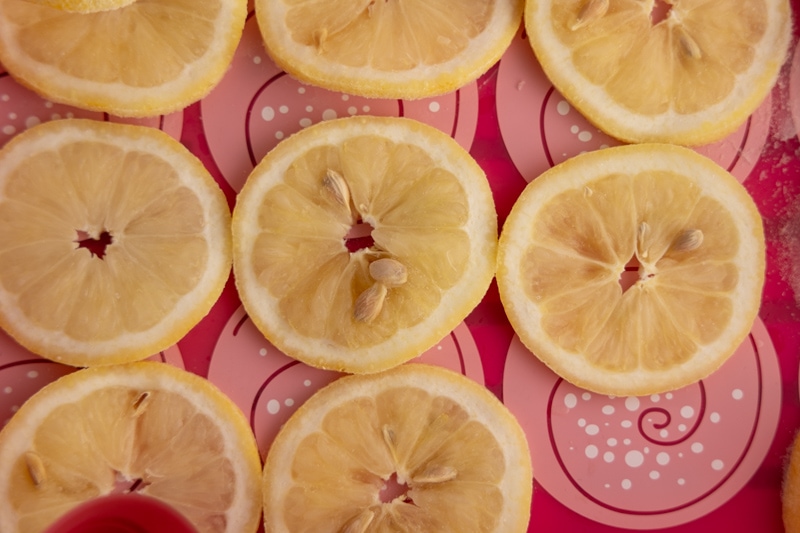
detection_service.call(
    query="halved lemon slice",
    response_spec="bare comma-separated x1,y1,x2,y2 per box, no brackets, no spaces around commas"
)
262,363,532,532
497,143,765,395
0,0,247,116
232,116,497,374
524,0,793,145
255,0,524,99
0,119,232,367
0,362,262,533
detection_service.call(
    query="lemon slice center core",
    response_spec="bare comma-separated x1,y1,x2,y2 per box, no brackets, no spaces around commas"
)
650,0,672,25
379,472,412,504
345,220,376,253
74,229,114,260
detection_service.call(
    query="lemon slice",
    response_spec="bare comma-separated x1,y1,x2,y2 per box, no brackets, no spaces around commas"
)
262,363,532,532
784,430,800,532
255,0,524,99
0,119,232,367
0,0,247,117
497,143,765,395
20,0,135,13
524,0,793,145
232,116,497,374
0,362,262,533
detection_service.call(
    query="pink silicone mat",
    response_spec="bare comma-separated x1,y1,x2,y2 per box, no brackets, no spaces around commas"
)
1,3,800,532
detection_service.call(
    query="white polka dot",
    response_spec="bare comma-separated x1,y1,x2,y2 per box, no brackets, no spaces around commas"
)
27,371,38,379
585,424,600,436
259,348,267,356
3,386,11,394
279,105,289,114
665,393,674,400
711,459,724,471
25,116,41,129
556,100,570,115
577,418,586,428
8,112,16,120
582,392,592,401
322,109,337,121
303,380,312,387
299,118,313,127
252,56,262,64
66,112,74,119
362,105,371,112
607,438,618,447
298,87,306,94
621,420,633,428
623,438,631,445
305,105,314,112
651,394,661,402
621,479,632,490
585,445,599,459
602,405,615,415
710,412,721,423
564,393,578,409
570,125,580,134
266,399,280,414
625,397,640,411
656,452,670,466
643,447,650,454
680,406,695,419
428,101,440,112
625,450,645,468
649,470,660,480
284,398,294,407
275,131,284,140
2,125,15,135
691,442,704,454
659,429,669,438
678,424,687,432
678,478,686,485
348,106,358,115
604,451,615,463
10,405,18,413
732,389,744,400
261,106,275,121
341,94,349,101
578,130,593,142
0,94,8,101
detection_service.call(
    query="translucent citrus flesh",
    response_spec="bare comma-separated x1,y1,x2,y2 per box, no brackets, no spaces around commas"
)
262,364,532,532
21,0,137,13
234,117,497,373
0,363,262,533
256,0,523,98
497,144,765,395
0,119,232,366
0,0,246,116
526,0,792,144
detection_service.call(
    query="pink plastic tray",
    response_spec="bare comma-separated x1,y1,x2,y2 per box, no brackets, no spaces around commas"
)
1,3,799,531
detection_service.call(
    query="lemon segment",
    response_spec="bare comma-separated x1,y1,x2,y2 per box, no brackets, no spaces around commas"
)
526,0,793,145
0,362,262,533
262,364,533,532
497,144,765,395
255,0,523,99
233,116,497,374
0,119,232,367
